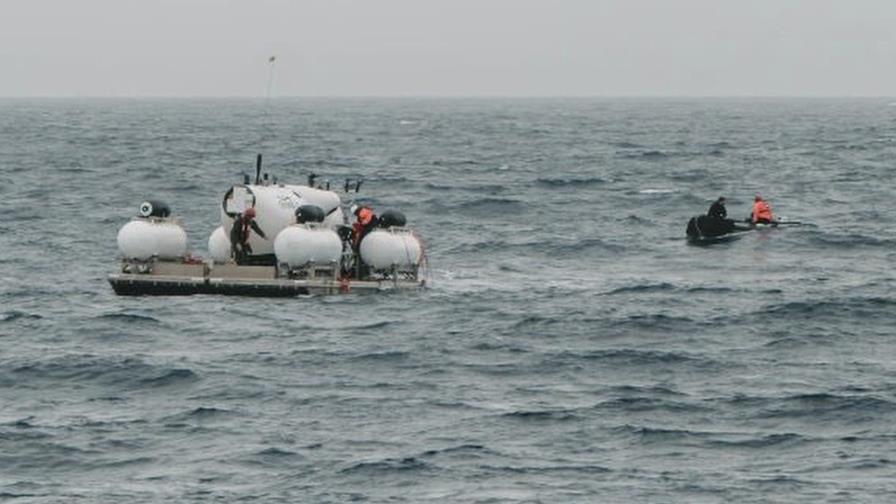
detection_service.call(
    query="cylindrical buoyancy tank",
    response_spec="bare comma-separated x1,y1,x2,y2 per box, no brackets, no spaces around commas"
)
221,184,344,256
207,226,231,263
117,218,187,260
359,229,422,270
273,225,343,268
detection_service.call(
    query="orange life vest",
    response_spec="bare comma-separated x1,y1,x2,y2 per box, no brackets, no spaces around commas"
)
357,207,374,226
752,200,773,223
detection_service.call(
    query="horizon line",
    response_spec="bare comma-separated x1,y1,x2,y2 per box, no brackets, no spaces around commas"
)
2,94,896,100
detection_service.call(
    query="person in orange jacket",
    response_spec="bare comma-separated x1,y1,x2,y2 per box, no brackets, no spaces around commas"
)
352,206,378,250
751,194,774,224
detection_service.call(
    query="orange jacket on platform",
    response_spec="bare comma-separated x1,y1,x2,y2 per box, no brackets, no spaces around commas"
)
752,200,773,223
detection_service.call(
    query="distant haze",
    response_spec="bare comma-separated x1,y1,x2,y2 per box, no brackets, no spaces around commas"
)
3,0,896,97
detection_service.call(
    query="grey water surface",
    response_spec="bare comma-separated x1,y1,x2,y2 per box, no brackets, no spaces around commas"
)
1,98,895,502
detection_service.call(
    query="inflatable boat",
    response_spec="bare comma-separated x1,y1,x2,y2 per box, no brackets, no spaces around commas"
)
685,215,801,244
109,158,427,296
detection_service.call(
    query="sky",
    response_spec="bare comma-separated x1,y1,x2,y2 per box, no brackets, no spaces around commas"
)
2,0,896,97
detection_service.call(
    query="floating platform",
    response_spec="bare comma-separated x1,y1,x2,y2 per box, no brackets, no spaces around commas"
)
108,262,424,297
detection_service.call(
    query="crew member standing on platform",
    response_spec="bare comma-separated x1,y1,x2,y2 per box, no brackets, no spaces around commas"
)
230,207,266,263
352,206,378,250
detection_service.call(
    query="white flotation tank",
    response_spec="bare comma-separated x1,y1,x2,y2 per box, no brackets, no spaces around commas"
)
220,184,344,256
207,226,231,263
117,218,187,260
273,225,342,267
359,229,423,270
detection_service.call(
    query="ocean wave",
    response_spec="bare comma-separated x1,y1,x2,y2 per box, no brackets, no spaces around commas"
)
348,350,409,362
450,197,526,215
594,396,708,413
475,463,612,475
0,420,53,442
432,159,480,167
605,384,686,396
807,232,896,249
470,341,530,353
603,283,738,296
721,392,896,421
96,312,161,324
607,313,702,332
419,444,491,458
0,441,97,470
756,297,896,321
1,311,43,322
603,282,676,295
500,409,579,422
552,237,628,254
340,456,432,474
619,149,669,160
163,406,238,423
843,458,894,469
6,355,198,390
240,447,306,467
139,368,199,387
535,177,607,188
612,424,703,442
552,348,710,367
706,432,806,449
255,447,302,458
421,182,509,194
610,141,644,148
444,236,628,256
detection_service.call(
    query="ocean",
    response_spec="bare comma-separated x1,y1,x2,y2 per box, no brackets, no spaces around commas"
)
1,98,894,502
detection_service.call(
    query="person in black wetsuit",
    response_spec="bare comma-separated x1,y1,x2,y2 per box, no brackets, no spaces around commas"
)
698,196,735,235
707,196,727,220
230,207,266,263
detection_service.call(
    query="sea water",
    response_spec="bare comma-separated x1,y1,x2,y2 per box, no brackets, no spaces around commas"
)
1,98,894,502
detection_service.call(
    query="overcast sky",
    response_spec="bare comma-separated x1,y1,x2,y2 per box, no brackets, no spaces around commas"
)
2,0,896,97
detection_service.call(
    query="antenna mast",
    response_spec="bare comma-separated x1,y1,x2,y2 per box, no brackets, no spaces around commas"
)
257,55,276,180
